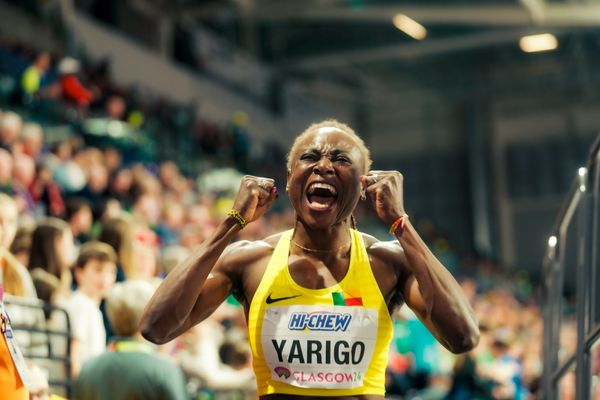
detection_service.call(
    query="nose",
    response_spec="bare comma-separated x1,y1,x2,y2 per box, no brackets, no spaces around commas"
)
314,157,334,176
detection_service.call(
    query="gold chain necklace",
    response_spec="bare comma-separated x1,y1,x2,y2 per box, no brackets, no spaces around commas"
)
291,238,350,253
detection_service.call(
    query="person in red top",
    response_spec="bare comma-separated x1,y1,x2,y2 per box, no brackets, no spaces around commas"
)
58,57,93,107
0,225,29,400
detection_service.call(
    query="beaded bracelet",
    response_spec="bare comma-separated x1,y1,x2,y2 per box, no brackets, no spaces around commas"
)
389,214,409,236
227,209,247,229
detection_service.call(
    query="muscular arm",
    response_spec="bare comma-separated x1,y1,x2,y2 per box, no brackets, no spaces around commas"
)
140,175,277,344
395,220,479,354
139,217,241,344
362,170,479,354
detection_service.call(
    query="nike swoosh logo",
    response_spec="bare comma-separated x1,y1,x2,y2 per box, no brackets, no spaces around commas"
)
266,293,301,304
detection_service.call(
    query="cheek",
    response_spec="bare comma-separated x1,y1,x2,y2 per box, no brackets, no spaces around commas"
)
287,184,307,209
104,272,116,285
63,241,76,265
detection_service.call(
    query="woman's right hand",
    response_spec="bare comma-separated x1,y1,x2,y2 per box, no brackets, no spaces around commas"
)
231,175,278,224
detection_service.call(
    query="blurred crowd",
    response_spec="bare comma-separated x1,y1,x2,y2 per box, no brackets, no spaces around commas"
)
0,42,549,400
0,39,279,176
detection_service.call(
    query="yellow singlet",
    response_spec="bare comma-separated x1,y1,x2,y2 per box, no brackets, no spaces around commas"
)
248,229,393,397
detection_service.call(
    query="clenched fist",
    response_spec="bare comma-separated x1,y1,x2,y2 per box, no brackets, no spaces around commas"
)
360,170,405,226
231,175,278,224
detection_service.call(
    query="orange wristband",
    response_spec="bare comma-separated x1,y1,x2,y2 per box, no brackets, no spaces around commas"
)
389,214,409,236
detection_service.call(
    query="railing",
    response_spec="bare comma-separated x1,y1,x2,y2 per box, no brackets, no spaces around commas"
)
542,132,600,400
4,296,73,398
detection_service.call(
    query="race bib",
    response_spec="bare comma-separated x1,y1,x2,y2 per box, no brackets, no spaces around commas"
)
261,305,378,389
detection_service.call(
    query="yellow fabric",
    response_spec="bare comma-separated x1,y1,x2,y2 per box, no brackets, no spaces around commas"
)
21,66,41,94
248,229,393,397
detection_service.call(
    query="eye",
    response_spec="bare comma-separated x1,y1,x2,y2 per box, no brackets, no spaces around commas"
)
300,153,317,161
334,156,350,164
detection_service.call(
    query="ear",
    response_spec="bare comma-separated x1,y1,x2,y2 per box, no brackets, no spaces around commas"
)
286,169,291,191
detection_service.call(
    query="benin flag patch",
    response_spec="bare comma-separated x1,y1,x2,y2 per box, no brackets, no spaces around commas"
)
332,292,363,306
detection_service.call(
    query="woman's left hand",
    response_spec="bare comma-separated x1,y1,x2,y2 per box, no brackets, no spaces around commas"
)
360,170,406,226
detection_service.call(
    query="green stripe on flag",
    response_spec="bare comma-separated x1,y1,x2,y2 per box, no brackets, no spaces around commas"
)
332,292,346,306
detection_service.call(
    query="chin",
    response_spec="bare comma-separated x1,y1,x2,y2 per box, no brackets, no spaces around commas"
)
299,203,349,230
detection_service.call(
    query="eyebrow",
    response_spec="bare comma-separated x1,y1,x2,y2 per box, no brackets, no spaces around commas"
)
302,148,349,156
330,149,349,157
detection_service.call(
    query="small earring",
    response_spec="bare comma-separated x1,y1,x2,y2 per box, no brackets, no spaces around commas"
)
360,190,366,200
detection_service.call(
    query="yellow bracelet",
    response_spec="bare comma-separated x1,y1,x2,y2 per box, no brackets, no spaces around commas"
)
227,209,247,229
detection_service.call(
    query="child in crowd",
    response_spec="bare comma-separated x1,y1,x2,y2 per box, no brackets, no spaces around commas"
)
65,241,117,377
73,280,188,400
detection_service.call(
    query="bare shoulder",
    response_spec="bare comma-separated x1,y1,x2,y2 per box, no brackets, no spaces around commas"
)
217,231,287,305
359,231,408,307
359,231,404,264
220,231,285,269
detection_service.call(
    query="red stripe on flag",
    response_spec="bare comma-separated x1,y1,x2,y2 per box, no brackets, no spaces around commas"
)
344,297,363,306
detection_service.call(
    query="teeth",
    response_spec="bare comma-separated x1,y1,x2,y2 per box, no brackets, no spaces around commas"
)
311,202,330,209
308,182,337,195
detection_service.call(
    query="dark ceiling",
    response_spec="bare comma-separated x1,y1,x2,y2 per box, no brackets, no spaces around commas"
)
185,0,600,95
73,0,600,105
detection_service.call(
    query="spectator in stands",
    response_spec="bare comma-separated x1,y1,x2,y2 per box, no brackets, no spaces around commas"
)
77,163,109,209
178,224,206,250
107,168,134,206
184,202,215,239
102,147,122,175
132,241,158,280
65,197,93,246
156,200,185,246
73,280,188,400
0,148,14,193
132,192,162,228
0,224,29,400
0,111,23,151
21,51,51,96
30,164,65,217
28,218,76,296
57,57,93,107
160,245,190,276
93,198,122,228
66,241,117,378
12,152,37,213
175,312,255,394
158,161,180,192
105,95,127,121
18,123,44,159
48,141,86,194
97,214,135,281
10,225,34,267
0,194,46,356
445,353,491,399
0,194,37,299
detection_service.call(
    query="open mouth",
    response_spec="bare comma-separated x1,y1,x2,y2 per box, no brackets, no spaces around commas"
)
306,182,338,211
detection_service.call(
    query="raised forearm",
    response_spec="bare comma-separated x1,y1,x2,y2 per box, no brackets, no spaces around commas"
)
140,217,240,343
397,220,479,353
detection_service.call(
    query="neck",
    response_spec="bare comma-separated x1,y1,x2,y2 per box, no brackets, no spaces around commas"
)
79,289,102,306
291,219,351,254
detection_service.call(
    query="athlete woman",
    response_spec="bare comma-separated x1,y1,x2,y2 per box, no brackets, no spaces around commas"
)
140,120,480,399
